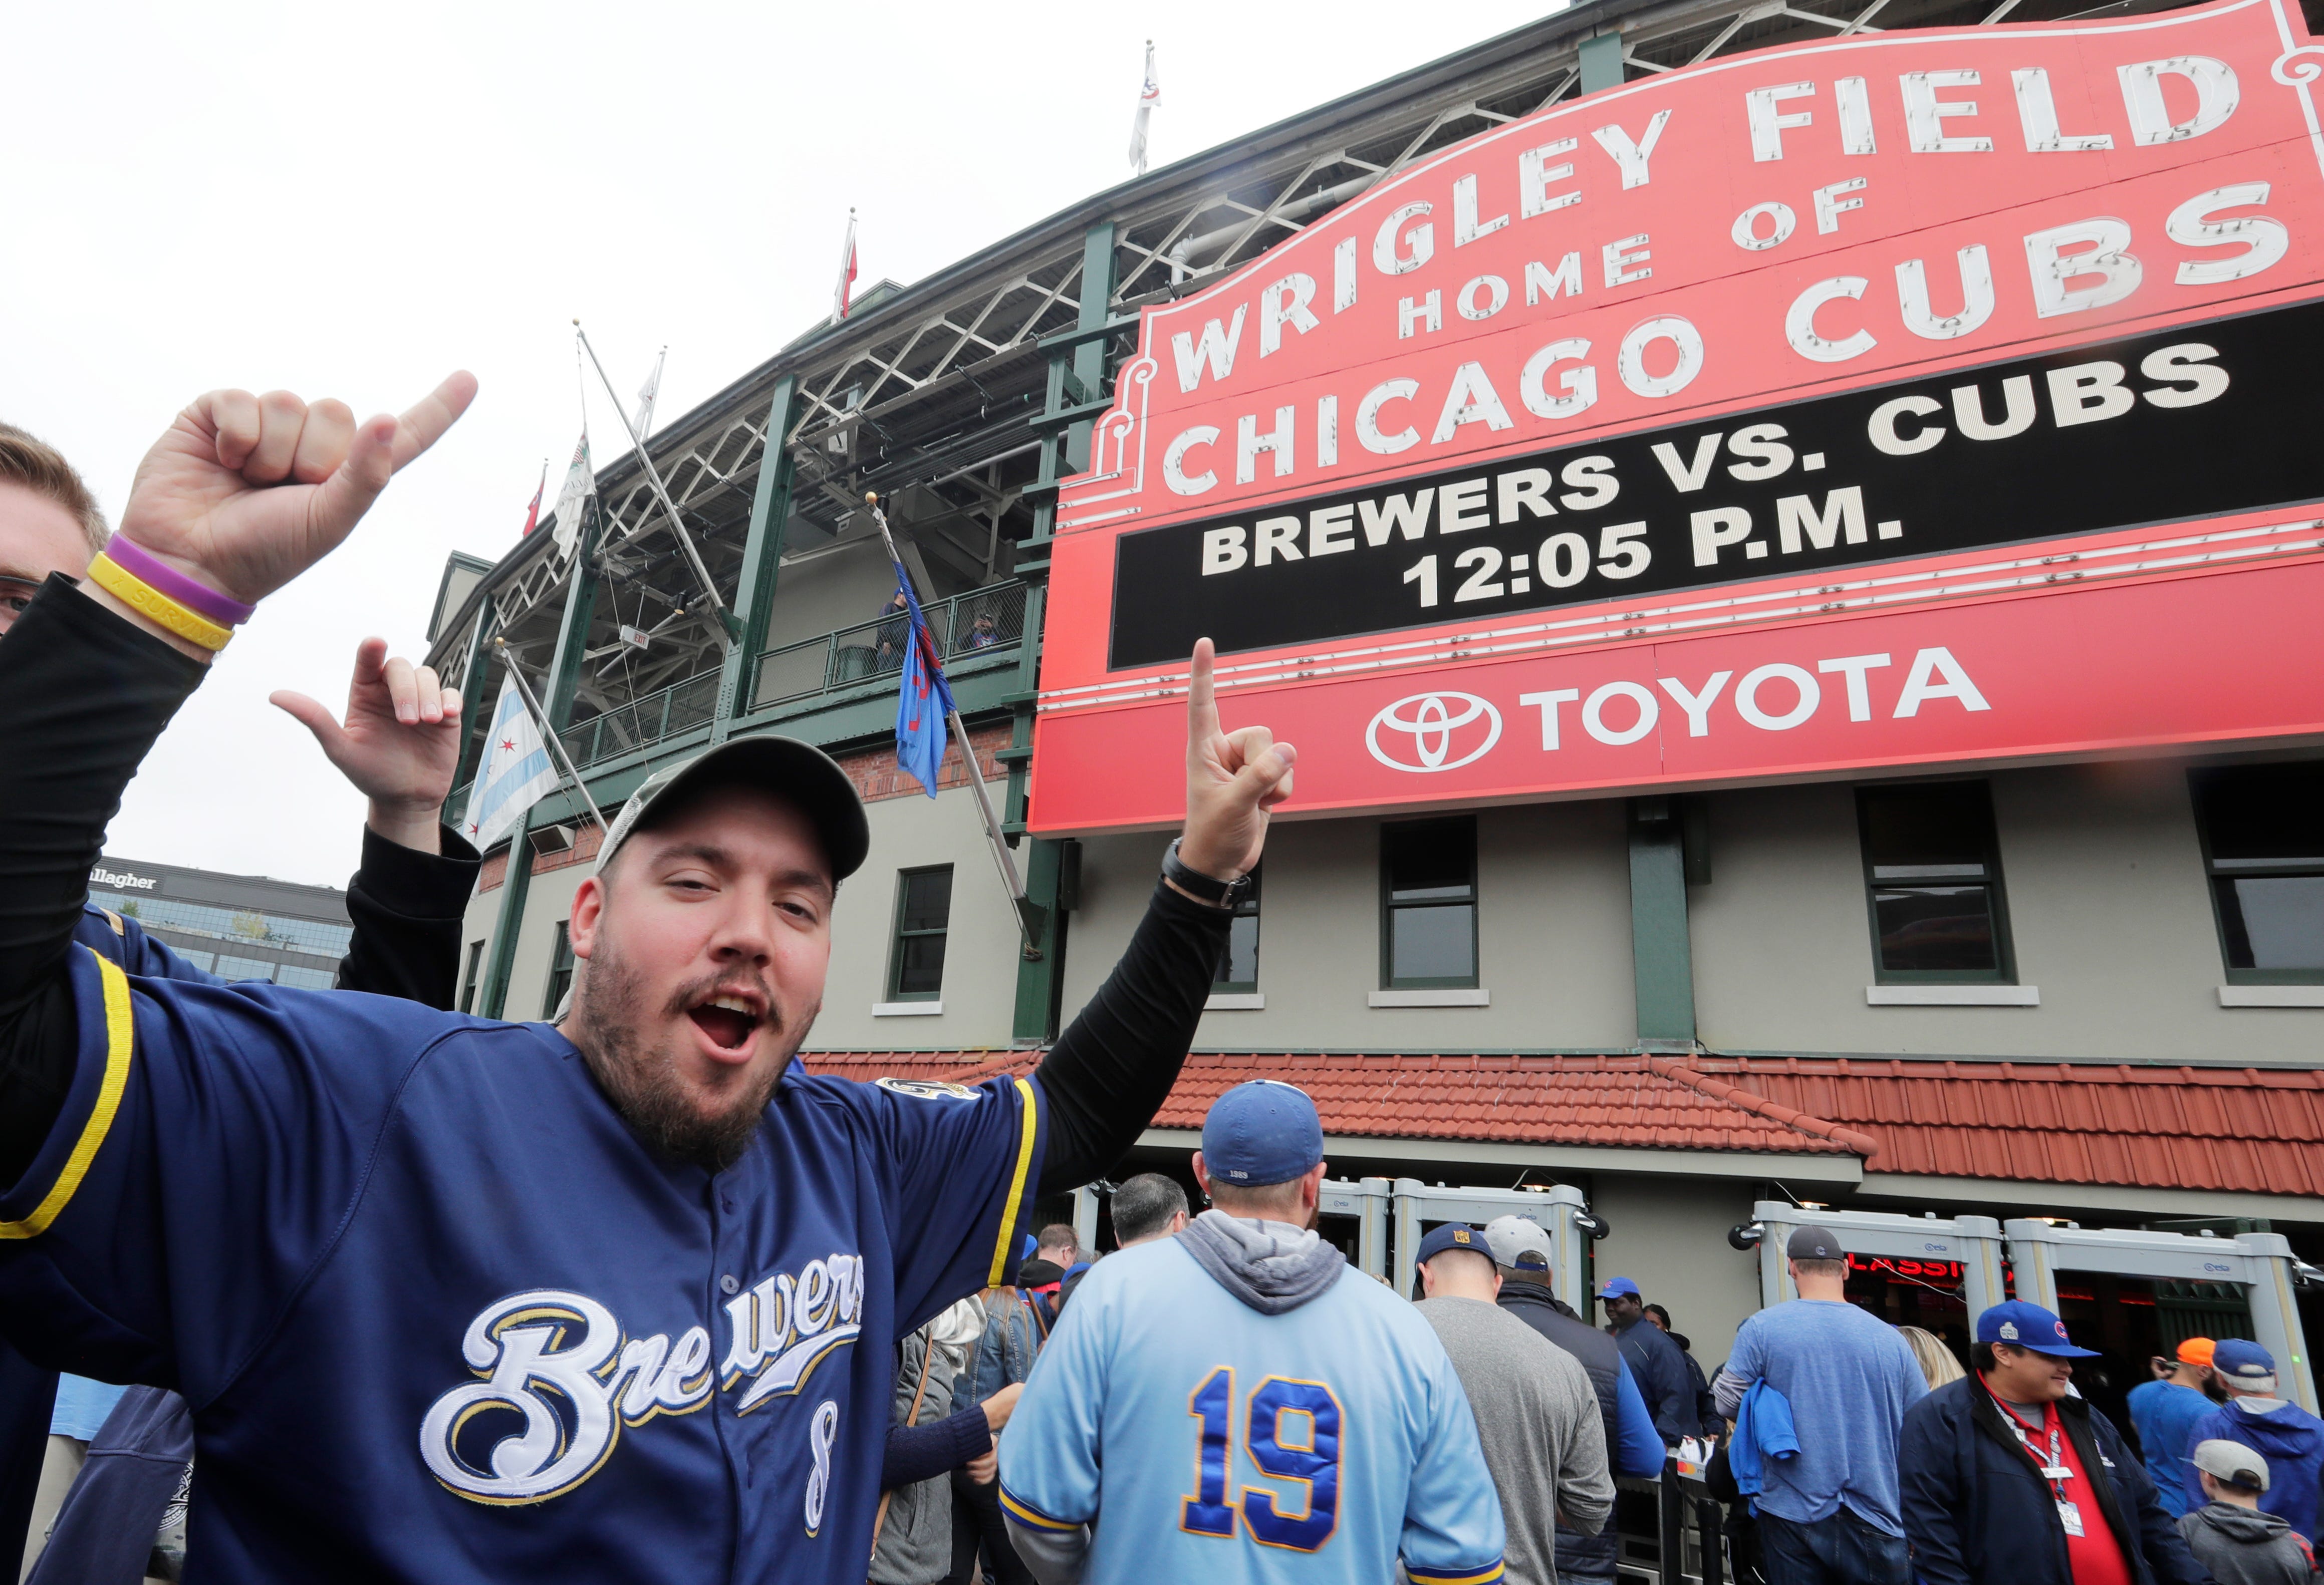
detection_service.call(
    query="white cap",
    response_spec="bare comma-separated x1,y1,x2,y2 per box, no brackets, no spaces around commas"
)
1482,1214,1554,1272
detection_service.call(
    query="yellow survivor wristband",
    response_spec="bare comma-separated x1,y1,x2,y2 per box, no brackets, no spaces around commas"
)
84,554,235,652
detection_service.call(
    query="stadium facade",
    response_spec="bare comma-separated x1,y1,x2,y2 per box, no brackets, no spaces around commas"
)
428,0,2324,1401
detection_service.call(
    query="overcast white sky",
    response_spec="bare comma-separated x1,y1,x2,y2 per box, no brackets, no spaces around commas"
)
6,0,1565,886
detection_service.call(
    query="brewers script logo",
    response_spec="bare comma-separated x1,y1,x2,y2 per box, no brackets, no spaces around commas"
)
421,1252,864,1504
1366,691,1503,772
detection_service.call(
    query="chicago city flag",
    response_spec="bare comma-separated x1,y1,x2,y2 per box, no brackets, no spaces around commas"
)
461,672,560,851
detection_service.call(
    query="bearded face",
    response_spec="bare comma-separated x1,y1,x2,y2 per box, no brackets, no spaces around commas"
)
562,784,832,1173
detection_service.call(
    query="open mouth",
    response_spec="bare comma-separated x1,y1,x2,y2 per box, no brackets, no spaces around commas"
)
687,994,761,1054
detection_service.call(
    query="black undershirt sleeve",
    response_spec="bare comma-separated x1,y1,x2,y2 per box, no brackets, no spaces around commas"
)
335,825,482,1008
0,578,206,1188
1034,877,1231,1193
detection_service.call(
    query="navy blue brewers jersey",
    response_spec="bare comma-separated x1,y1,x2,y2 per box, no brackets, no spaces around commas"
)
0,945,1043,1583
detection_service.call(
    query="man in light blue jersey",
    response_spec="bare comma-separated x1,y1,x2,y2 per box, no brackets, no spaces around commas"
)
997,1081,1507,1585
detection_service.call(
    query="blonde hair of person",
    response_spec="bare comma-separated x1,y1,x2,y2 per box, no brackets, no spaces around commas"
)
1900,1325,1966,1388
0,421,109,556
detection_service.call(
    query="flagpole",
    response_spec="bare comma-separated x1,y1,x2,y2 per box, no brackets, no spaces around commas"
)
864,491,1045,954
491,635,610,832
573,321,737,651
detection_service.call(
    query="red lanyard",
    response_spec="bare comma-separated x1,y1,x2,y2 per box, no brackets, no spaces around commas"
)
1979,1376,2072,1501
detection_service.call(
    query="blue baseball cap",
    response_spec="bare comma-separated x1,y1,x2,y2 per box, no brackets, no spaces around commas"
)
1200,1081,1323,1187
1416,1223,1488,1264
1599,1276,1641,1300
2214,1339,2279,1393
1976,1301,2100,1358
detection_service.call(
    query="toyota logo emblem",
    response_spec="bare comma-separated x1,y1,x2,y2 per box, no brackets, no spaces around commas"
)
1366,691,1503,772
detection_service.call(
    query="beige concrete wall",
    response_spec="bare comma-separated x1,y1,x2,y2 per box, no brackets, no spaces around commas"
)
761,541,902,654
1690,759,2309,1063
1057,802,1638,1050
1589,1173,1767,1373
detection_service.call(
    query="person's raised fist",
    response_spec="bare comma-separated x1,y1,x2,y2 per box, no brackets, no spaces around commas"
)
113,373,476,609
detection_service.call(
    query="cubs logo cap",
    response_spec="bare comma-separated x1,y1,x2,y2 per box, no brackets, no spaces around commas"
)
1599,1275,1642,1299
2213,1338,2279,1394
1975,1300,2100,1358
1416,1223,1486,1264
1483,1214,1554,1271
2192,1438,2270,1492
1785,1223,1846,1261
1200,1080,1324,1187
595,734,870,882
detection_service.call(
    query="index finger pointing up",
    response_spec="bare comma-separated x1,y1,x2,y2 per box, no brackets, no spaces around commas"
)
1187,637,1219,747
388,371,480,471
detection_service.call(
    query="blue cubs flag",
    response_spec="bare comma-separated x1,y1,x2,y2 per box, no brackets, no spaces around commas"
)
893,566,957,797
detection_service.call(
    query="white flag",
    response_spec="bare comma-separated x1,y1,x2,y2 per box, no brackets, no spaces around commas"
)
550,431,593,559
460,673,560,854
631,347,665,439
834,209,859,323
1129,41,1159,174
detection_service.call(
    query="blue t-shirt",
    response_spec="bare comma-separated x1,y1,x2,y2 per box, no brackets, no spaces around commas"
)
1721,1299,1926,1535
0,946,1045,1584
2128,1379,2214,1517
999,1236,1507,1585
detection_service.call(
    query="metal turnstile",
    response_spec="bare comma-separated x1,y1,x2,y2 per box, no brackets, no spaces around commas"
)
1750,1201,2007,1319
1318,1177,1392,1279
2006,1220,2318,1413
1391,1180,1603,1310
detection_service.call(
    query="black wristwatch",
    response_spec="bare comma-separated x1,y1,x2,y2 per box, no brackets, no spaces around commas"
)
1163,839,1251,910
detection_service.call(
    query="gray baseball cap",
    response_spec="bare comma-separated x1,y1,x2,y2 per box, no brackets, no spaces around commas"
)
2192,1438,2269,1491
1787,1224,1846,1261
1483,1214,1554,1272
595,735,870,882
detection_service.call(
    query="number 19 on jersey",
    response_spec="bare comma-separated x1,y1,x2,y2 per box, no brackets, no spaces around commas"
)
1181,1367,1343,1553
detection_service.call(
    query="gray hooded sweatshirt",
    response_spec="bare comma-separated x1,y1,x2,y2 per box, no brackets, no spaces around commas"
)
2178,1501,2322,1585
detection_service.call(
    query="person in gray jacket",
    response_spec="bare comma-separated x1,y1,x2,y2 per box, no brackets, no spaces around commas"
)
1415,1223,1614,1585
2179,1440,2323,1585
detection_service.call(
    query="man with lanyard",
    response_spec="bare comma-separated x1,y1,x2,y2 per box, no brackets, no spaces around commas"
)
1899,1301,2206,1585
0,375,1297,1583
0,413,480,1576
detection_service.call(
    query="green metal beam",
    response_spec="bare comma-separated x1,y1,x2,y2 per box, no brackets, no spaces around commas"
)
1627,796,1697,1049
480,507,604,1019
715,376,799,740
444,604,499,827
1010,221,1117,1044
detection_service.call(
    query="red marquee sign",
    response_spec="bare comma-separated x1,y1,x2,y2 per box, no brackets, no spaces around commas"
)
1031,0,2324,832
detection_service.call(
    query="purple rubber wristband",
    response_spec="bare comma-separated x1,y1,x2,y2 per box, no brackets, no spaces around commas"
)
99,536,256,626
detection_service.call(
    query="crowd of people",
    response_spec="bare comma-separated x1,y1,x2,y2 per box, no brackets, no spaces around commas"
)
1,380,2319,1585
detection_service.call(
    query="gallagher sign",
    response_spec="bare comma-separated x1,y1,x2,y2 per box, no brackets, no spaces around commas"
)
1030,0,2324,832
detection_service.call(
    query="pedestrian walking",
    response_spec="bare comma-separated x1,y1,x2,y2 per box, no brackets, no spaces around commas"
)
2130,1339,2219,1518
1414,1223,1613,1585
1710,1225,1926,1585
1898,1301,2207,1585
2182,1341,2324,1543
2178,1440,2322,1584
1484,1215,1663,1585
997,1080,1507,1585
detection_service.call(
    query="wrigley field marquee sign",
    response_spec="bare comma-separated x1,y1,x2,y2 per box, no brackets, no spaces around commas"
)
1030,0,2324,831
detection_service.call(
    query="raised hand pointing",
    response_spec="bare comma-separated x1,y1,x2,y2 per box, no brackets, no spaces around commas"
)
1178,638,1296,882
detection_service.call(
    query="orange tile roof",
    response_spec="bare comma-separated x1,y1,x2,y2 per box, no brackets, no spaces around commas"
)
801,1048,2324,1195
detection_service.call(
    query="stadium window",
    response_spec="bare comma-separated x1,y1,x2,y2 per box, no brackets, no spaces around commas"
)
1381,818,1477,989
544,923,575,1019
2191,761,2324,983
1214,865,1262,994
460,941,484,1014
1856,782,2014,982
887,867,954,1002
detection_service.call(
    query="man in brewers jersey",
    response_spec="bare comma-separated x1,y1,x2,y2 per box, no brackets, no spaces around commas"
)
998,1080,1506,1585
0,373,1294,1583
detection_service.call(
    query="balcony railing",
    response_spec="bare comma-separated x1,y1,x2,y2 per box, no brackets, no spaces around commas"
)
753,580,1026,710
560,669,720,772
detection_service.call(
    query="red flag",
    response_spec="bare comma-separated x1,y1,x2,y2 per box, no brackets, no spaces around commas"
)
834,209,858,323
519,462,547,537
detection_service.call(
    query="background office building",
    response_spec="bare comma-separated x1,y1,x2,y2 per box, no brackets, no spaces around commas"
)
87,855,353,988
428,0,2324,1421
